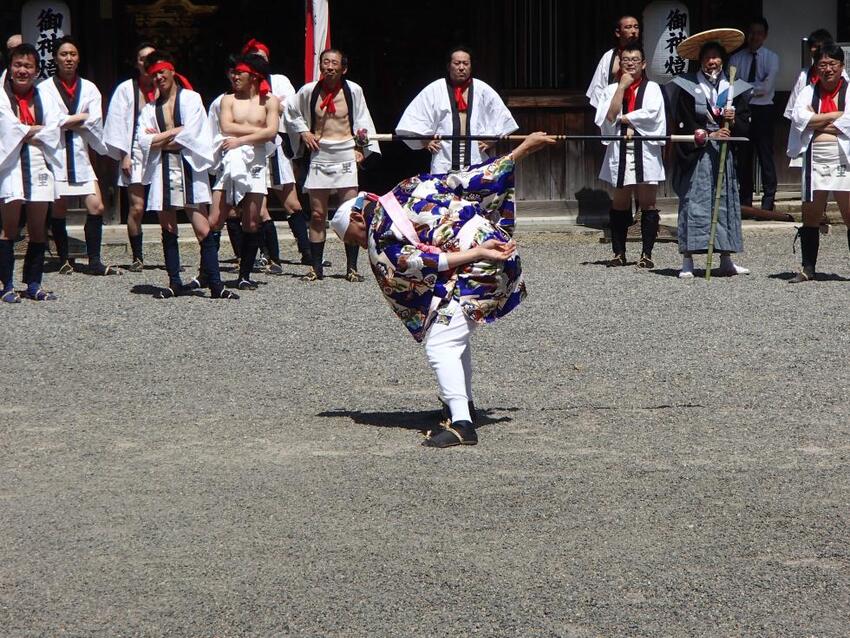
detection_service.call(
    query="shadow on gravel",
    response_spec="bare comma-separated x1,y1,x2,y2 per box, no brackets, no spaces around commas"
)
580,259,636,267
129,284,206,298
768,271,850,282
317,408,514,431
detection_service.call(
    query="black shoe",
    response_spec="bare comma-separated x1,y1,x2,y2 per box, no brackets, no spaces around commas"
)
637,253,655,269
422,420,477,448
211,287,239,299
185,275,207,290
761,196,775,211
88,262,123,276
788,268,815,284
606,253,627,267
237,278,259,290
154,284,184,299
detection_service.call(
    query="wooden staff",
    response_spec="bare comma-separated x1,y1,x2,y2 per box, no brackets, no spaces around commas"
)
705,65,738,281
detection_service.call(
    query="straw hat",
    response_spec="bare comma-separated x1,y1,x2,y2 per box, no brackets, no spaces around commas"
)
677,28,745,61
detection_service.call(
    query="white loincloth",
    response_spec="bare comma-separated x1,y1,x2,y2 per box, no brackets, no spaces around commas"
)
2,145,55,203
267,146,295,190
212,144,268,204
118,142,145,187
304,139,358,191
811,141,850,192
56,179,97,197
161,151,202,210
613,146,658,187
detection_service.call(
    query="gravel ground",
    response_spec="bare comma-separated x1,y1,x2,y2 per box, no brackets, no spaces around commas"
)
1,228,849,637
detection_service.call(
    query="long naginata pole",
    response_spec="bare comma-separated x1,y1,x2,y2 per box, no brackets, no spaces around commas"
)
705,65,738,281
368,133,749,144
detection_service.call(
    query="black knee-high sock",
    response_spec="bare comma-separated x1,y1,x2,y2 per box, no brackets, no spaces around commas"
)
609,207,632,256
211,230,221,252
310,240,325,275
287,210,311,257
161,228,182,287
640,209,660,258
84,214,103,265
345,243,359,272
846,228,850,254
128,229,144,262
226,218,243,259
200,234,222,292
262,219,281,264
50,217,69,263
239,232,260,281
23,241,46,289
799,226,820,272
0,238,15,292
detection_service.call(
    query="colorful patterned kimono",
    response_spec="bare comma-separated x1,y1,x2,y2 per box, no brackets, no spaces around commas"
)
366,155,525,342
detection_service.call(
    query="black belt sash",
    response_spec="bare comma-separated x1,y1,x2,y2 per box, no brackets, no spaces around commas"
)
616,81,647,188
445,78,474,171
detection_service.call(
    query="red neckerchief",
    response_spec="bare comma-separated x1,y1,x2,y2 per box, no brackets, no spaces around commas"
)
818,78,843,113
60,76,78,101
13,88,36,125
234,63,271,98
624,75,644,113
319,78,341,114
453,78,472,112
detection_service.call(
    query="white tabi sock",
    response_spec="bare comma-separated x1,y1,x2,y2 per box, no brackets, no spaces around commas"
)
678,255,694,279
719,254,750,275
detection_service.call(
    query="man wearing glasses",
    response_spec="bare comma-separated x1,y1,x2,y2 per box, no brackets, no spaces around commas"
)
787,42,850,283
594,43,666,268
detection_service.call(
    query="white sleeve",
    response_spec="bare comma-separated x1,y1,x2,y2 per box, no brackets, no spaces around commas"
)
395,85,437,150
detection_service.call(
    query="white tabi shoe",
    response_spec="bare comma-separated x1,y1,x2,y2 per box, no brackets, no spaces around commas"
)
678,256,694,279
718,255,750,276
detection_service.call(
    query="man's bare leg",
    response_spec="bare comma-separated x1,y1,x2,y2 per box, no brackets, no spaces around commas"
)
259,197,283,274
337,186,363,281
273,184,312,264
126,184,146,270
49,197,73,273
607,186,634,266
635,183,660,268
303,188,332,280
157,208,184,297
0,202,22,300
237,193,265,289
81,183,119,275
189,203,237,299
790,191,830,283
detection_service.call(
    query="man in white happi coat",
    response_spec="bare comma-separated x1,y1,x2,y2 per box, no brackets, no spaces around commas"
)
786,42,850,283
0,43,62,302
241,38,312,267
40,36,118,276
138,51,235,299
104,42,157,271
209,53,280,291
285,48,380,281
395,46,518,174
594,43,666,268
586,15,641,109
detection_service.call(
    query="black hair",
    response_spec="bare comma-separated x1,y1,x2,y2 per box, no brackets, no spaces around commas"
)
8,43,38,67
748,16,768,33
808,28,833,45
319,48,348,69
52,35,80,58
240,53,270,78
446,45,473,65
621,42,645,59
134,42,156,58
698,41,729,65
144,49,174,70
815,42,845,65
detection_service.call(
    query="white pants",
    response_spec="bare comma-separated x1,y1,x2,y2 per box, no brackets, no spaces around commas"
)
424,302,476,423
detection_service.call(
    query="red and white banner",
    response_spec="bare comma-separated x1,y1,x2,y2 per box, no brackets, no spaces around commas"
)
304,0,330,83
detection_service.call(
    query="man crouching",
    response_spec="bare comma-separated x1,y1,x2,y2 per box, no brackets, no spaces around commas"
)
331,132,555,448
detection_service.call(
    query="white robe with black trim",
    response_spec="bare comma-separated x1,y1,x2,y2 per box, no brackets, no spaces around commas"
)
586,48,617,109
284,79,380,160
138,88,214,211
38,76,108,185
395,77,518,174
788,81,850,201
268,73,296,185
594,79,666,187
0,83,62,202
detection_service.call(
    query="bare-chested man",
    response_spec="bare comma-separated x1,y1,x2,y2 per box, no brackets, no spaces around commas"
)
285,48,380,281
138,51,236,299
210,54,280,290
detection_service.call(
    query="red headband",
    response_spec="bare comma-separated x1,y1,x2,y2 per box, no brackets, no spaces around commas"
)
234,62,271,97
242,38,270,58
145,61,194,91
